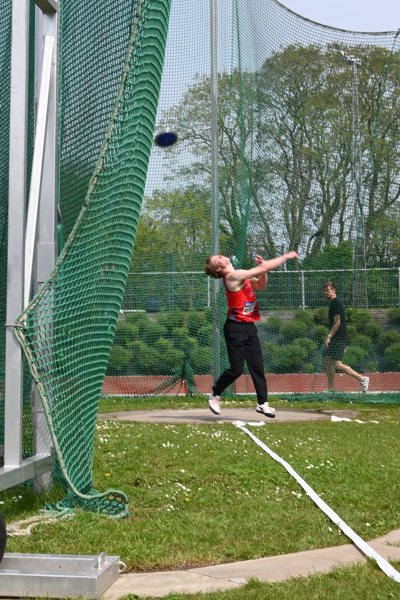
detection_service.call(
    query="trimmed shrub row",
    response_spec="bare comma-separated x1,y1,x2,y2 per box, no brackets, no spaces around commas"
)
107,308,400,375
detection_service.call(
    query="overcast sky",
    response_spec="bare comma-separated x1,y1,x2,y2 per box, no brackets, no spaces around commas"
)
279,0,400,32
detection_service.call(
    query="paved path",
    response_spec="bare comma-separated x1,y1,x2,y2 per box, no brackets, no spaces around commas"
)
103,530,400,599
100,407,399,599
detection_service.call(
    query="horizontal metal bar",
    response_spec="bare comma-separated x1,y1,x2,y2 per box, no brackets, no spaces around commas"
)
128,267,399,277
0,454,53,492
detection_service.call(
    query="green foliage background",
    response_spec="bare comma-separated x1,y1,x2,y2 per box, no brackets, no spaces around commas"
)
109,307,400,377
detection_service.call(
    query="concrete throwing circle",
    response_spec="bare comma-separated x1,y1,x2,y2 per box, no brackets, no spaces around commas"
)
98,408,359,425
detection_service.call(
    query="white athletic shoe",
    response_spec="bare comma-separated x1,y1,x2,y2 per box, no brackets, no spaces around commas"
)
208,394,221,415
256,403,276,418
360,377,369,393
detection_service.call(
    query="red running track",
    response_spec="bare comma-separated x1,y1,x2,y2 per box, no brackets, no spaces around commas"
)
103,372,400,396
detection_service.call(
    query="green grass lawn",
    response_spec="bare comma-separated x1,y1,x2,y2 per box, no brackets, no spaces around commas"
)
1,397,400,599
98,392,400,414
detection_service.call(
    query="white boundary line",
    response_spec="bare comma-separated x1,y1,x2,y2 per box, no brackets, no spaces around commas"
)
234,420,400,583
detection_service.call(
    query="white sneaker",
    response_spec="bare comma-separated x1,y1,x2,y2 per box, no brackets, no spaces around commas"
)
208,394,221,415
256,403,276,418
360,377,369,393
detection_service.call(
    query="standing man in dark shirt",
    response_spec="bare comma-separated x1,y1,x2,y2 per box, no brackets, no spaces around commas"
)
323,282,369,392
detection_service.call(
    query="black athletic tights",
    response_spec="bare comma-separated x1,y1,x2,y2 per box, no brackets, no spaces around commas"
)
212,319,268,404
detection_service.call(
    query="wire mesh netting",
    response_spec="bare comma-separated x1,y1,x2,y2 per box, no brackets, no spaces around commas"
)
1,0,400,515
106,0,400,399
12,0,172,515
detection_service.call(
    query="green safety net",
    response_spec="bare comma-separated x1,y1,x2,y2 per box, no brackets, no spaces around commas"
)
1,0,400,516
105,0,400,401
14,0,172,516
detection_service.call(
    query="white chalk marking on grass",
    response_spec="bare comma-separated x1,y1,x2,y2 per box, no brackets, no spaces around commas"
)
331,415,366,423
235,421,400,583
233,420,265,427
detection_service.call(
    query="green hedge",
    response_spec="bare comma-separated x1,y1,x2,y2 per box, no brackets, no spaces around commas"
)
108,308,397,376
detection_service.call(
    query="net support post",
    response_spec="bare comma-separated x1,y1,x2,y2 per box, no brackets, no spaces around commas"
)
24,33,54,307
35,8,59,288
210,0,221,381
398,267,400,306
4,0,31,469
4,0,59,493
300,270,305,309
31,4,59,493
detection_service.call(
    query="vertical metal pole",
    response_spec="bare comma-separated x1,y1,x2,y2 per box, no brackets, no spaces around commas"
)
25,33,54,307
354,61,366,273
351,62,364,254
300,271,305,309
4,0,30,468
35,8,58,290
167,253,173,310
350,58,367,306
32,3,58,492
210,0,221,380
338,51,366,306
398,267,400,307
350,60,358,264
210,0,219,252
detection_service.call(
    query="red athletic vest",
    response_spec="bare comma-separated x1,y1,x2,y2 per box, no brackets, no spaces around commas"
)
224,278,260,322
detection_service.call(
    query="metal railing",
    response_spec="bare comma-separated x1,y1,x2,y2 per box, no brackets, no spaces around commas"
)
122,267,400,312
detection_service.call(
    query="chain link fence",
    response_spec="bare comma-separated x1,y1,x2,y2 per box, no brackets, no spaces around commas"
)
121,267,400,313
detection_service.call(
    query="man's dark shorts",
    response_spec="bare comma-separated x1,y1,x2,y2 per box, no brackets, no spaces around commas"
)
324,335,347,361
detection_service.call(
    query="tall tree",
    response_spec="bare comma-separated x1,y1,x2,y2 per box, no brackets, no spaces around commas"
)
145,43,400,267
131,185,212,271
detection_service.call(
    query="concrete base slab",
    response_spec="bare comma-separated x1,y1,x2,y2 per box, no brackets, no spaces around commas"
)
0,552,119,599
